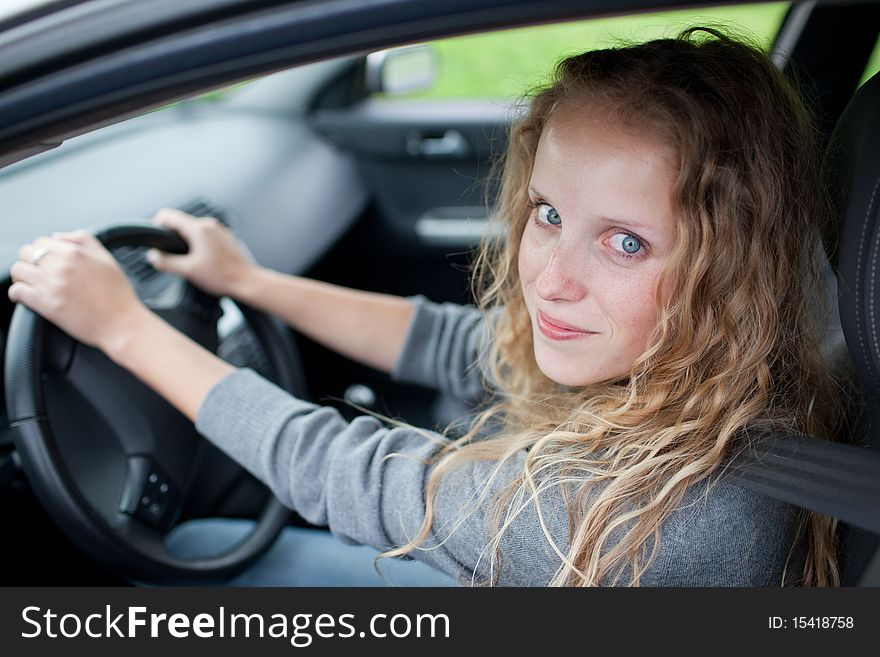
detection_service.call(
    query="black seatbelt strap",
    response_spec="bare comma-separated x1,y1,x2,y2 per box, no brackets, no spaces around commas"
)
723,432,880,585
725,432,880,534
857,548,880,586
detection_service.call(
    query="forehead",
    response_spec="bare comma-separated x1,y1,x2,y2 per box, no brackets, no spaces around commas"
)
530,106,679,238
536,105,678,180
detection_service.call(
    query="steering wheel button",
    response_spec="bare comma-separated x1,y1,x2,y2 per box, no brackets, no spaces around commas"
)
119,456,180,530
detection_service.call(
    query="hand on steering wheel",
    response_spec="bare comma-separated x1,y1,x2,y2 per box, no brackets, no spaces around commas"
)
5,224,304,584
145,209,255,299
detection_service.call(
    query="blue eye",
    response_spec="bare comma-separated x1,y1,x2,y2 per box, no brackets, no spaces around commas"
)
537,204,561,226
609,233,644,256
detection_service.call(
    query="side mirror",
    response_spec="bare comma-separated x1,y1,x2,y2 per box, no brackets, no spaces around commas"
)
366,44,437,95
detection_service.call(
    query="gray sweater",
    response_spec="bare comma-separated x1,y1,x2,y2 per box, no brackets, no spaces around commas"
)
195,295,807,586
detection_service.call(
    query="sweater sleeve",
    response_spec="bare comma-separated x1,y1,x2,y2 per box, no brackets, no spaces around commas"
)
389,295,495,406
195,368,808,587
194,367,565,585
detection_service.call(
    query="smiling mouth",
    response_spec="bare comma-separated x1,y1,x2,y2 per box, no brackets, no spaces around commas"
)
536,311,597,341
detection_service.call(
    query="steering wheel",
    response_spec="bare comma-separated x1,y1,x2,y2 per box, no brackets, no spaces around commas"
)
4,224,306,584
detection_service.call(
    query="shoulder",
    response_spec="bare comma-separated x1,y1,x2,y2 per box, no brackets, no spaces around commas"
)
643,476,806,586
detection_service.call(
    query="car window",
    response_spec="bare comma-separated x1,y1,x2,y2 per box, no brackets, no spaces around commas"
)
373,2,791,100
861,34,880,86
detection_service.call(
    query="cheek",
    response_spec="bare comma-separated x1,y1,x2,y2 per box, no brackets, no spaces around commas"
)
517,226,545,289
606,270,662,346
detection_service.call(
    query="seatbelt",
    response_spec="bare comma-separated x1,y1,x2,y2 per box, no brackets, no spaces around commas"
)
724,432,880,585
858,548,880,585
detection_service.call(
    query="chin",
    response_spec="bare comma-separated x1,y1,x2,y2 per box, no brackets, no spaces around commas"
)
534,352,596,388
534,347,629,388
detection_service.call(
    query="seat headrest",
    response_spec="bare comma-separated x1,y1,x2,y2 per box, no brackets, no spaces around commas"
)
824,69,880,398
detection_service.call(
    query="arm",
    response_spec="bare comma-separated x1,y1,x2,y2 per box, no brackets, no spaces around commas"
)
229,268,413,375
147,209,414,374
148,209,497,402
194,367,567,585
8,229,232,422
102,304,234,421
390,294,497,406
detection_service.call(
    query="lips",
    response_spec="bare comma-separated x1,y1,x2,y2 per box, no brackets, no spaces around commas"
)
538,311,588,332
536,311,596,341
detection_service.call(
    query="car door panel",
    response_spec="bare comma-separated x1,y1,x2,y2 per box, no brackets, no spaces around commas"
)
312,98,511,251
300,97,513,428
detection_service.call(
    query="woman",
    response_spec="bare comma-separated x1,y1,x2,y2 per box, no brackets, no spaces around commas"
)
8,26,848,586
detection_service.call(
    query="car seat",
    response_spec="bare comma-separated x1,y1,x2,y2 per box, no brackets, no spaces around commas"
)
820,65,880,585
715,65,880,587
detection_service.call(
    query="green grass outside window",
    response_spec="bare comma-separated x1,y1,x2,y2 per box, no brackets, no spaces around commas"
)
379,2,791,100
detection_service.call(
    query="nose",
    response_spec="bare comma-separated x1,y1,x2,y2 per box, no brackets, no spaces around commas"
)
534,242,588,302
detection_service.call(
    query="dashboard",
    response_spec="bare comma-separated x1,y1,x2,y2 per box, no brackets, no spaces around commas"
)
0,60,367,276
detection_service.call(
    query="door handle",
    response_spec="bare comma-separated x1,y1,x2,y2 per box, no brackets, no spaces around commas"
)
406,129,470,157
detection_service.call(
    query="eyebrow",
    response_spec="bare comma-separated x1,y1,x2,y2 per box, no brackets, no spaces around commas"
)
528,185,654,233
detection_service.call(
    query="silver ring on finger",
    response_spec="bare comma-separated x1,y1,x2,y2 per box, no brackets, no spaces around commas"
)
30,246,49,266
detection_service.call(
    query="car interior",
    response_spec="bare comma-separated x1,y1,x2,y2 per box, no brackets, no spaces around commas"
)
0,0,878,585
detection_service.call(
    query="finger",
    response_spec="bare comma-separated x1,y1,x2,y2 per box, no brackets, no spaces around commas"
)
17,242,59,264
9,259,42,285
18,237,47,258
36,238,78,258
54,233,109,260
17,242,35,262
7,281,45,314
52,229,95,246
39,235,99,259
146,247,193,275
18,240,83,269
152,208,198,234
